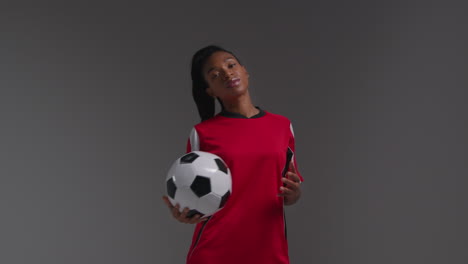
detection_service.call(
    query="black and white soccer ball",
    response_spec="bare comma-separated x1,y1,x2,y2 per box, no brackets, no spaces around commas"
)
166,151,232,217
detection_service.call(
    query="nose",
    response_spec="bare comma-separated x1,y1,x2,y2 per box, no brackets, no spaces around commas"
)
222,69,233,80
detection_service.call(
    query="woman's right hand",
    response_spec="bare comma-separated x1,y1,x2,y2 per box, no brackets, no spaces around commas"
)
162,196,208,224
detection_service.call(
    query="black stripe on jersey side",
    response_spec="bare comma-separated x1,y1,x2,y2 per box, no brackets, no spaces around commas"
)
284,211,288,240
190,216,211,255
282,147,294,239
282,147,294,186
219,107,266,119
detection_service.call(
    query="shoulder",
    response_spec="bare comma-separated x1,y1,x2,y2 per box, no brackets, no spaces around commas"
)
191,114,224,132
263,110,297,137
263,110,292,125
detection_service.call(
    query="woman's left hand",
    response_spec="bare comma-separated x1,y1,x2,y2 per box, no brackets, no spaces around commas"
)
279,161,302,205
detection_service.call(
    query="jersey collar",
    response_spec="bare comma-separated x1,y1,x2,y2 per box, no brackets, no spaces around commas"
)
219,107,266,119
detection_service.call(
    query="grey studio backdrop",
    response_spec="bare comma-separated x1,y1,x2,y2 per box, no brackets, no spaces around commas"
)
1,1,467,264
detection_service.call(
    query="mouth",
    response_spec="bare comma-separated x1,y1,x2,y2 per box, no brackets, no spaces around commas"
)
226,78,241,88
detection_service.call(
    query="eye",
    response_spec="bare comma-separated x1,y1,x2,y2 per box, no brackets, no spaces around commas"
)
211,72,220,79
228,63,236,68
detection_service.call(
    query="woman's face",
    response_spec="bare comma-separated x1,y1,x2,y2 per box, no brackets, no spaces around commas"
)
203,51,249,102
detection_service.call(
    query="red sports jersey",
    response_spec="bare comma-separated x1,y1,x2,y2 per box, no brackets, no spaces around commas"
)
185,108,303,264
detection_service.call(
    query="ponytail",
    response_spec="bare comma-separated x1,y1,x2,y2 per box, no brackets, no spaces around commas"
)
190,45,240,122
192,81,215,122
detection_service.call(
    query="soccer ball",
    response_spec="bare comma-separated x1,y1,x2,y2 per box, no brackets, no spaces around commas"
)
166,151,232,217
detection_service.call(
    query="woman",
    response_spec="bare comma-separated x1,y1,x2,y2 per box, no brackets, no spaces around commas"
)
162,45,303,264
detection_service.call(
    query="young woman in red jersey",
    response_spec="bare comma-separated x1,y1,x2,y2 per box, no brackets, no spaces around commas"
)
162,45,303,264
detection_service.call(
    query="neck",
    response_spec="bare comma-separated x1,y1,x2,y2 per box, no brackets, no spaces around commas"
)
221,93,259,118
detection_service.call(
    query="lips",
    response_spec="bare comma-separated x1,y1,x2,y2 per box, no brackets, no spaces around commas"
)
226,78,241,88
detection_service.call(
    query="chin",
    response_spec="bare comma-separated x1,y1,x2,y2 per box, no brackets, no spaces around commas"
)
231,85,248,95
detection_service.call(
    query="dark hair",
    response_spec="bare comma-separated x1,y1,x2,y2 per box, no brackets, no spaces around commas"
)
191,45,241,121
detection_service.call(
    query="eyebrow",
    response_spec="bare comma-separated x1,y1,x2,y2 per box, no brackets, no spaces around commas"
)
206,57,236,74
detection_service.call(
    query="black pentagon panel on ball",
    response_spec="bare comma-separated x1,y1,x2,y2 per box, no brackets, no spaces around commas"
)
214,158,228,174
219,190,231,208
166,177,177,199
190,176,211,197
180,152,199,164
187,209,204,219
